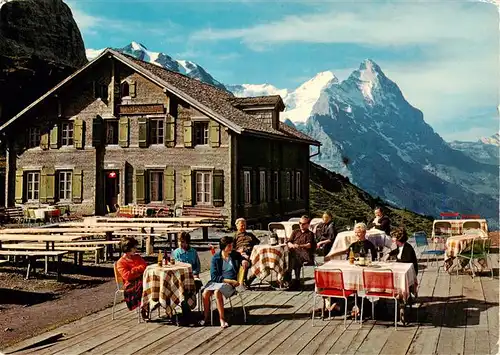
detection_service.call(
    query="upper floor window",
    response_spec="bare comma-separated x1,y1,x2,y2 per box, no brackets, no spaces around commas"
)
121,81,130,98
94,82,108,100
296,171,302,199
150,118,164,145
195,171,212,205
243,170,251,204
259,171,266,203
26,171,40,201
58,171,72,201
61,122,74,146
148,170,163,202
106,120,119,145
28,127,41,148
194,121,209,146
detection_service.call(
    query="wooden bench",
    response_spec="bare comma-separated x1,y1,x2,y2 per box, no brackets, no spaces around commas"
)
0,259,8,265
1,244,105,265
0,250,67,280
5,206,25,224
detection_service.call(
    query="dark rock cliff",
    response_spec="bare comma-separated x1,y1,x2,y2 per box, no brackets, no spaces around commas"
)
0,0,87,122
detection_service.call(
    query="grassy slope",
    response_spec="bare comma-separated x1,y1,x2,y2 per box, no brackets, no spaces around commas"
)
309,162,433,236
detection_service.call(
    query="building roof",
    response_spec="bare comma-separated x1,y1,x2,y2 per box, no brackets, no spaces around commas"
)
229,96,285,111
0,49,320,146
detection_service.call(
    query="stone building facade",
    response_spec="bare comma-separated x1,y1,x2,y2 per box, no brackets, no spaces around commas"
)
0,49,320,226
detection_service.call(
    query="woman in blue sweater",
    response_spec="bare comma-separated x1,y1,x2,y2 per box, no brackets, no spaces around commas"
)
200,236,242,328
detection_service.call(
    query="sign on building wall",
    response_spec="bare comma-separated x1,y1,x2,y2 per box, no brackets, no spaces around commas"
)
119,104,165,115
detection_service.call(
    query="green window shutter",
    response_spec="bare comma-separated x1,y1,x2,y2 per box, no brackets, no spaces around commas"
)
74,118,84,149
15,170,23,203
130,81,136,98
165,114,175,147
50,124,59,149
46,168,55,203
135,169,145,204
164,167,175,203
138,117,148,148
39,168,48,203
72,169,83,203
213,170,224,207
119,117,129,147
210,120,220,148
92,116,103,147
183,120,192,147
40,131,49,150
182,169,192,206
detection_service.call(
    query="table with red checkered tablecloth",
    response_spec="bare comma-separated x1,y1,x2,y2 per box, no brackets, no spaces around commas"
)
249,244,288,282
141,262,197,317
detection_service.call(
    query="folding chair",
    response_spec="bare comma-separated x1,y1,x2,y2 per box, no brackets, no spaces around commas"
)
206,289,247,325
414,232,445,270
456,237,492,280
112,262,141,323
312,268,357,328
360,269,399,329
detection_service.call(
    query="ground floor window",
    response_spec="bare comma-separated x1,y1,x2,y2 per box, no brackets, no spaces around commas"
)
149,170,164,202
58,171,72,201
273,171,279,201
195,171,212,205
26,171,40,201
296,171,302,199
259,170,266,203
243,170,251,204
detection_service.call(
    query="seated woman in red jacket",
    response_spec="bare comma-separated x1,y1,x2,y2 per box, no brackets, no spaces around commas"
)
116,237,147,315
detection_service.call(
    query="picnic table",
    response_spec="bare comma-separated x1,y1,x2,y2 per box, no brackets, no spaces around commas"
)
0,250,67,280
141,262,197,320
113,227,196,254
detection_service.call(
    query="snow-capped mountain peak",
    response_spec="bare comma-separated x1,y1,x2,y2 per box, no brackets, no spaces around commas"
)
130,41,147,51
480,132,500,146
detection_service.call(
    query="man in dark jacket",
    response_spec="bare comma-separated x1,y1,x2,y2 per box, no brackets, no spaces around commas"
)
370,207,391,235
315,211,337,257
286,215,316,290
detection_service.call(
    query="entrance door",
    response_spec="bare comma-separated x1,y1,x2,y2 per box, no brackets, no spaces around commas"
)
105,170,119,213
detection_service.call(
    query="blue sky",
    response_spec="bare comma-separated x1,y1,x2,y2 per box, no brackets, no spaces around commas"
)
68,0,499,141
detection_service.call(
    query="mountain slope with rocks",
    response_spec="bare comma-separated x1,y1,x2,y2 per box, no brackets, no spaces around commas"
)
449,133,499,165
0,0,87,122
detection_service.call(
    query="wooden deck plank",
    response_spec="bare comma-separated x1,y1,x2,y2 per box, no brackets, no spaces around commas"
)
157,291,267,355
300,324,343,355
481,253,499,355
240,292,313,355
436,271,465,355
406,265,447,355
463,270,490,355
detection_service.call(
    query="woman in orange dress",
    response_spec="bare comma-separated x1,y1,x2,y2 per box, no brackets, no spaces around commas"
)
116,237,147,313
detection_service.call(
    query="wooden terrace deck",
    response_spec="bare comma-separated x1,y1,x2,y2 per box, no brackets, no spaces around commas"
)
3,254,499,355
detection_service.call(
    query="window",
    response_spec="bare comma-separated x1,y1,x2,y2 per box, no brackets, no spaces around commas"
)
61,122,74,146
243,170,251,204
259,171,266,203
28,127,41,148
149,170,163,202
253,111,273,120
121,81,130,98
26,172,40,201
195,171,212,205
285,171,291,199
194,122,209,145
94,82,108,100
273,171,279,201
58,171,72,201
296,171,302,199
150,118,164,145
105,120,119,145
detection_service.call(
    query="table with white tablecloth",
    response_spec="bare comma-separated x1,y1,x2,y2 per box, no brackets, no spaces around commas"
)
326,229,393,260
317,260,417,301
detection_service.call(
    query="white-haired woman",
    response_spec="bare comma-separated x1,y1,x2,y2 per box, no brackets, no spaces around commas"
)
346,222,377,261
233,218,260,287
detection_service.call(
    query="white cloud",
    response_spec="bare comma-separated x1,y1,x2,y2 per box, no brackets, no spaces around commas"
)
86,48,105,60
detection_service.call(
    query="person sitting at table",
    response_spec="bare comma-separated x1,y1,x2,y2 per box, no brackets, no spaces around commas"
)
347,222,377,261
172,232,203,322
369,207,391,236
116,236,148,318
388,228,418,275
233,218,260,287
200,236,242,328
315,211,337,257
286,215,316,290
